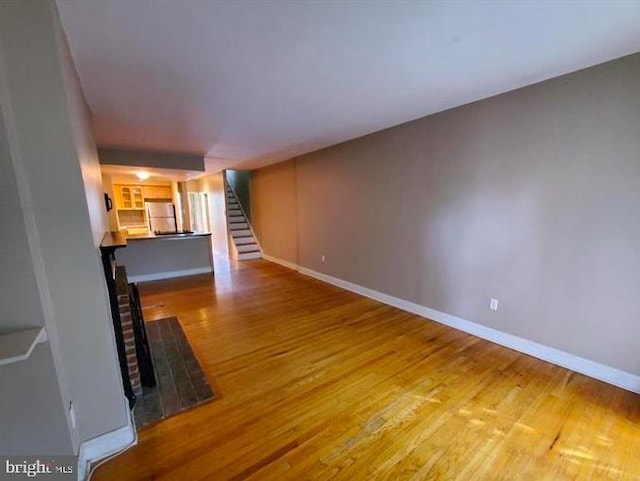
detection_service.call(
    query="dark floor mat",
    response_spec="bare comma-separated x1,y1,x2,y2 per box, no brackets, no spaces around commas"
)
134,316,214,428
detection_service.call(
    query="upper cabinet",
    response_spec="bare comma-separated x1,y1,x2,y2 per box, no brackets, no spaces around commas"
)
116,185,145,209
142,185,172,200
114,184,173,210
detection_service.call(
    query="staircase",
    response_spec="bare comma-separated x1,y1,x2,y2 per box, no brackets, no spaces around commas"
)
226,183,261,260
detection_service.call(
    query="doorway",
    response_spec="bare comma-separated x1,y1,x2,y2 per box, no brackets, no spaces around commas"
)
187,192,210,233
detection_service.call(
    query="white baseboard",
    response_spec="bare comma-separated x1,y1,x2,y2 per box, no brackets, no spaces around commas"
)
77,404,136,481
262,253,299,271
297,266,640,394
128,266,213,283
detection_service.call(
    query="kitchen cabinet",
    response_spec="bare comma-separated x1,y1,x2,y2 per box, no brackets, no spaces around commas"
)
126,227,149,235
116,185,145,209
117,209,147,230
142,185,172,200
115,184,172,209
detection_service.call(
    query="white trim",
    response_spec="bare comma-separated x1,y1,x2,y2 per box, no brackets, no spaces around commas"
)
77,407,136,481
262,254,299,271
298,267,640,394
128,266,213,283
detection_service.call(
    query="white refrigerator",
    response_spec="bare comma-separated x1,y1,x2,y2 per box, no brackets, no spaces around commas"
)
146,202,177,233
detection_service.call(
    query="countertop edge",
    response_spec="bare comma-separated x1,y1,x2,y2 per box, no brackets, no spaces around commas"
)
125,232,212,241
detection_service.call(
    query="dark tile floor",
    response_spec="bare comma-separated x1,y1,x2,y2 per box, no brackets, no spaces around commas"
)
134,317,214,428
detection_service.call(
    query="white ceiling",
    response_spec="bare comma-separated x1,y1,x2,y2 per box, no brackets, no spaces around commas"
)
56,0,640,171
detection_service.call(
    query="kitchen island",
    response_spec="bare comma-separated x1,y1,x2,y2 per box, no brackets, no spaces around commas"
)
110,231,213,282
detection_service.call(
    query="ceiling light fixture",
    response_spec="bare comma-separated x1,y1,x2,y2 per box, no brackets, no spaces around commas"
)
136,172,150,181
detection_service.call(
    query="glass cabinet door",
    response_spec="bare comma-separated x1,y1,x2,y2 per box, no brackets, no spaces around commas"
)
121,187,133,208
132,187,144,208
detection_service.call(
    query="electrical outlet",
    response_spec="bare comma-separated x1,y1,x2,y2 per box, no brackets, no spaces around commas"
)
321,255,326,263
489,298,499,311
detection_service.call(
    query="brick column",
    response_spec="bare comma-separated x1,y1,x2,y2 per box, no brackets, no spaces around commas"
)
115,266,142,396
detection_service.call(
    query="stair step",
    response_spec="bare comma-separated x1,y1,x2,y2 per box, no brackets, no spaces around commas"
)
229,222,248,230
228,216,246,224
234,236,256,245
228,209,242,216
237,251,262,260
236,244,259,253
231,229,251,237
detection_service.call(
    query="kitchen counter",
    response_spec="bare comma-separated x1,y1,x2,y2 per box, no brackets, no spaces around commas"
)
105,231,214,282
126,231,212,241
101,230,128,250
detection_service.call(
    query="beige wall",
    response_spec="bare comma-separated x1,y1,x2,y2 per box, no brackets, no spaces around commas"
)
101,173,120,231
0,0,128,451
252,53,640,374
195,173,229,257
250,159,298,264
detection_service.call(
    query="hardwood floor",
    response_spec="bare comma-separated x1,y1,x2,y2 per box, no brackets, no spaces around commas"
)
93,259,640,480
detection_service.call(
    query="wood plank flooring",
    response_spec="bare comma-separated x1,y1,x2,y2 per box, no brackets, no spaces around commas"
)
93,259,640,480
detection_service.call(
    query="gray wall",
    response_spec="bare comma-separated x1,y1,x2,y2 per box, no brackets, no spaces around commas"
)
226,170,252,221
0,105,73,455
116,236,213,280
252,53,640,374
0,345,74,455
62,33,108,247
0,0,128,451
99,147,205,172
